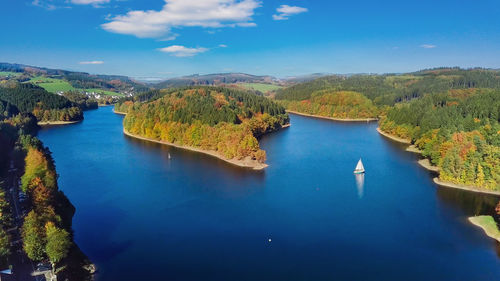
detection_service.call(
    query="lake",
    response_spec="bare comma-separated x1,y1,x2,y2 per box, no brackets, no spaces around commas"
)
38,106,500,280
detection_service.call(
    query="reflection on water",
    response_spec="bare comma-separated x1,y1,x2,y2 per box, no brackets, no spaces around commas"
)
436,185,499,217
355,173,365,198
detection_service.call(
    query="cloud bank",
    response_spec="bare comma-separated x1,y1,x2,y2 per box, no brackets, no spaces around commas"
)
102,0,261,38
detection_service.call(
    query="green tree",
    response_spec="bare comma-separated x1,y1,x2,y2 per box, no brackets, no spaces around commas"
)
45,222,71,265
22,211,45,261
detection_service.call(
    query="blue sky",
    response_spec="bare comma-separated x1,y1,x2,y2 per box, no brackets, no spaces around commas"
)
1,0,500,79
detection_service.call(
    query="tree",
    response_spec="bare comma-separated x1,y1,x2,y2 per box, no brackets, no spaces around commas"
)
22,211,45,261
0,228,10,259
476,163,485,187
45,222,71,265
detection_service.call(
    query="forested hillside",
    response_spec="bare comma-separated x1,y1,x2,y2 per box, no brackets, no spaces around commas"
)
380,89,500,190
0,83,83,122
276,68,500,106
280,90,379,119
117,87,289,165
0,62,149,96
0,111,92,280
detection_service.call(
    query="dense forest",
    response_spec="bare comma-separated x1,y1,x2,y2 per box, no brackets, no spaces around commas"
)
380,88,499,190
0,111,92,279
279,90,380,119
0,84,83,122
276,68,500,106
116,87,289,163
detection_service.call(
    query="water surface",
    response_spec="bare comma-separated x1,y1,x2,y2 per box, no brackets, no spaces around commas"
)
38,106,500,280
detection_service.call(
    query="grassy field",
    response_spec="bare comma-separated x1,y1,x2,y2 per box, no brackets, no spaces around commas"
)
24,76,124,96
0,71,22,77
469,216,500,242
85,88,124,97
27,76,76,93
238,83,283,93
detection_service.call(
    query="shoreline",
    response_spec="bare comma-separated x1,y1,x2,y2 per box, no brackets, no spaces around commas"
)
418,159,440,172
433,178,500,196
468,216,500,242
287,110,378,122
123,129,269,170
376,127,411,144
406,145,422,154
113,109,127,115
377,127,498,195
38,120,82,126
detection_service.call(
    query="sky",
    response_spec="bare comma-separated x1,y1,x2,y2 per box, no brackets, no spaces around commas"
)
1,0,500,79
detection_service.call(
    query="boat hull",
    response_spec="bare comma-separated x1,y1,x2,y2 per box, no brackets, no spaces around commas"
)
353,170,365,174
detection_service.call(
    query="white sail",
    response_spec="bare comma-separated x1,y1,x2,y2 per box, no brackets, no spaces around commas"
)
354,159,365,172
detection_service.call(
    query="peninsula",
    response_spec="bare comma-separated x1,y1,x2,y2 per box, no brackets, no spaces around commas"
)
115,87,290,169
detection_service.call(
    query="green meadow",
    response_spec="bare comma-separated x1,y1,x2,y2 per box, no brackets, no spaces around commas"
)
239,83,282,93
85,88,124,97
23,76,123,96
27,76,76,93
0,71,22,77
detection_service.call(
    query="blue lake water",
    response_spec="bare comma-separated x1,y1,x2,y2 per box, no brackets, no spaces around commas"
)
38,106,500,280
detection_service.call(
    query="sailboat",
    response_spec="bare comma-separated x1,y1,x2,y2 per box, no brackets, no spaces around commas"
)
353,158,365,174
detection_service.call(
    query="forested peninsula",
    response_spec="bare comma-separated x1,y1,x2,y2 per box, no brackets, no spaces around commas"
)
115,87,289,169
275,68,500,191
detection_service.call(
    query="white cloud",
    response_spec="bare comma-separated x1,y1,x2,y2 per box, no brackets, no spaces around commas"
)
158,45,209,57
32,0,108,9
420,44,436,49
102,0,261,38
71,0,109,4
272,5,307,20
79,61,104,65
158,34,179,41
31,0,57,10
218,44,228,48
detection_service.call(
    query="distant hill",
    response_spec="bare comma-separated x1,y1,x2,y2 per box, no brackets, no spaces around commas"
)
154,73,277,88
0,62,149,96
275,68,500,105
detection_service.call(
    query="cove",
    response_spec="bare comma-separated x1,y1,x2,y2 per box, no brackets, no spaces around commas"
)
38,106,500,280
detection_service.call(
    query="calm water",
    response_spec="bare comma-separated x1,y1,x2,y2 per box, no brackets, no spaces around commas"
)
38,106,500,280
